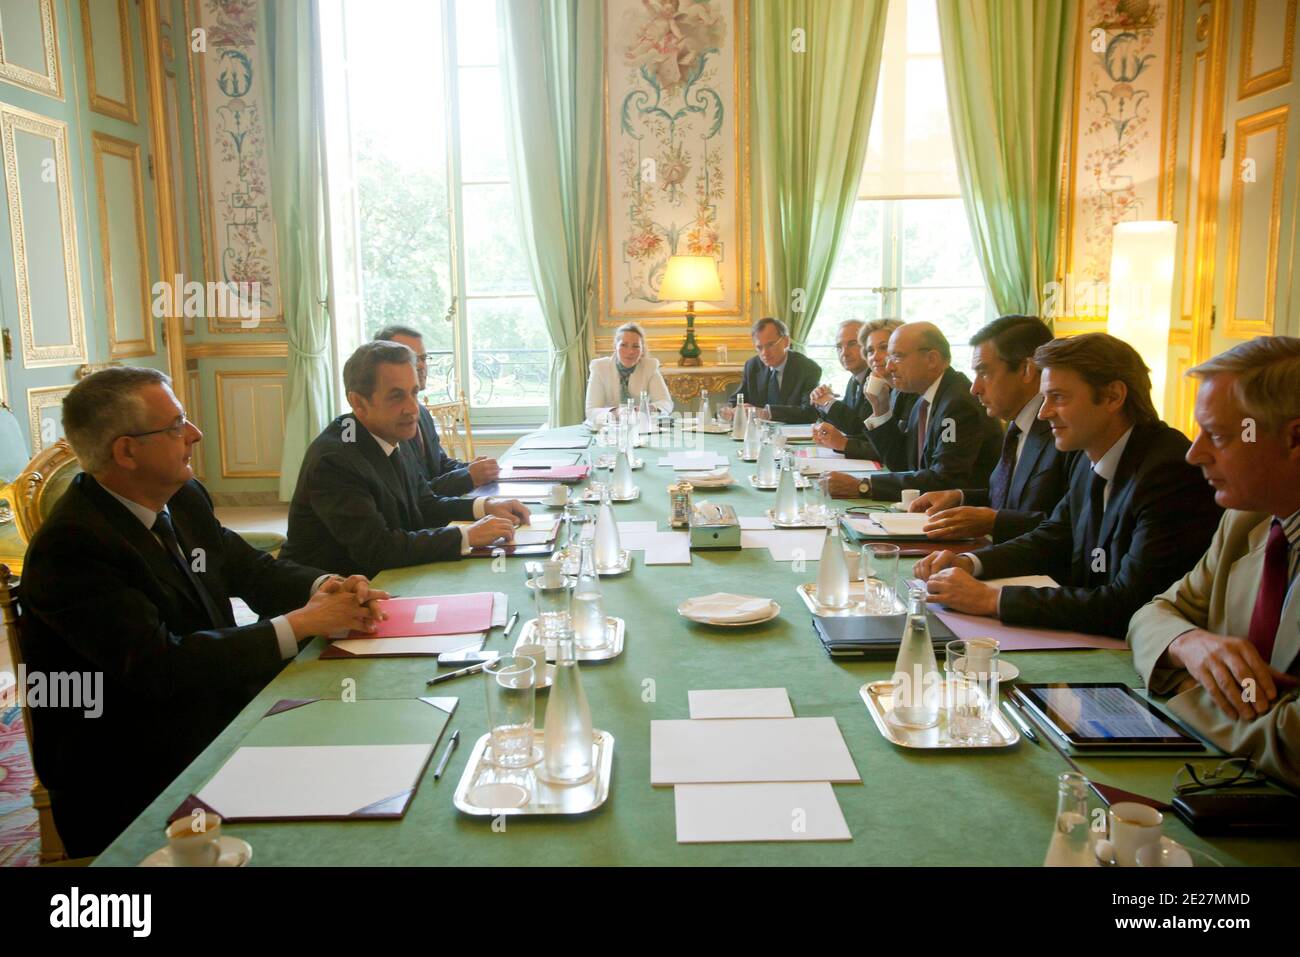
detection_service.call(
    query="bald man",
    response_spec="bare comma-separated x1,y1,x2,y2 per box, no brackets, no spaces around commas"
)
815,322,1002,501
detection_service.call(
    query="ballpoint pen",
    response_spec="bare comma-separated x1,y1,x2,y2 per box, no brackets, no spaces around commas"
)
427,661,489,685
1001,698,1039,744
433,730,460,780
504,611,519,637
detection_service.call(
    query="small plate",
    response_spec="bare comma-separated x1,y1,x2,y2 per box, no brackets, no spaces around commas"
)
140,835,252,867
524,573,577,590
946,657,1021,682
677,599,781,627
594,549,633,575
766,507,830,529
748,473,810,491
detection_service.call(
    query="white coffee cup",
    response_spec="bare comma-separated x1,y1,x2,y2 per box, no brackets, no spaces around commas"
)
1108,802,1163,866
865,374,890,398
900,488,921,508
548,485,569,506
166,813,222,866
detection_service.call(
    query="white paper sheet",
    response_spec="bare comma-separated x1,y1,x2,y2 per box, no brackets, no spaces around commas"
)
492,593,508,627
198,744,433,819
984,575,1060,588
650,717,860,785
329,634,483,657
688,688,793,719
858,512,931,537
797,458,879,474
738,515,775,530
512,528,556,546
674,782,851,843
622,530,692,564
660,451,730,470
739,529,826,560
779,425,814,439
580,520,658,540
412,604,439,624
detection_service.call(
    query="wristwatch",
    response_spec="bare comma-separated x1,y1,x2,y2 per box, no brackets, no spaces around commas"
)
858,479,871,497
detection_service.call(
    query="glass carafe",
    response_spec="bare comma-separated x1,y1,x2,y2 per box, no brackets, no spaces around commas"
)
698,388,711,426
889,585,940,729
815,512,851,608
1044,772,1097,867
756,431,778,485
541,635,595,785
572,540,608,651
742,412,760,459
593,485,622,570
731,393,747,439
638,390,652,432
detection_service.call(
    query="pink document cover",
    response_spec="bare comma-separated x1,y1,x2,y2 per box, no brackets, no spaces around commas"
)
350,593,495,638
497,465,591,483
930,606,1127,651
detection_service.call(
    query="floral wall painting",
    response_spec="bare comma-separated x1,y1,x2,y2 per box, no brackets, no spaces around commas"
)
190,0,283,330
603,0,748,325
1058,0,1173,321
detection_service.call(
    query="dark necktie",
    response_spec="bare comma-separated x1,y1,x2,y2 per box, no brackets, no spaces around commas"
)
844,376,861,415
987,422,1021,510
1083,470,1107,581
914,399,930,467
767,367,780,407
1247,522,1289,662
152,510,225,628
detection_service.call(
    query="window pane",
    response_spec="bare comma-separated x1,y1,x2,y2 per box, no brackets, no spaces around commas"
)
906,0,942,54
467,297,550,407
903,58,959,194
900,198,983,287
804,289,883,395
456,0,499,65
461,184,534,295
900,287,986,371
459,66,508,181
829,200,885,288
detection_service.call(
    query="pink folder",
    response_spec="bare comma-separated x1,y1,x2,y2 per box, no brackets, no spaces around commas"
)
350,593,496,638
930,606,1127,651
497,465,591,483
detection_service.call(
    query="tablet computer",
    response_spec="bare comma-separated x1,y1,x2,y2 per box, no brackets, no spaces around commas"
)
1011,683,1206,751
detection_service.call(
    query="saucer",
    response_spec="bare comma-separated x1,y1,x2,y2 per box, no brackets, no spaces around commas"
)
677,599,781,627
141,835,252,867
947,657,1020,682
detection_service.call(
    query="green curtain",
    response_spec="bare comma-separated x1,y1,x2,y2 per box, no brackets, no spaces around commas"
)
268,1,335,499
752,0,888,347
937,0,1079,321
498,0,604,427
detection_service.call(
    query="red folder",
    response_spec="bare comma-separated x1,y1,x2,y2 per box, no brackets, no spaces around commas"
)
497,465,591,483
352,592,495,638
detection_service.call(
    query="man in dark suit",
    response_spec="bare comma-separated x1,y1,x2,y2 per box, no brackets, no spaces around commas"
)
809,319,902,435
816,322,1003,501
908,315,1074,543
374,324,500,495
765,319,865,426
916,333,1223,639
718,317,821,422
281,341,528,578
19,367,386,856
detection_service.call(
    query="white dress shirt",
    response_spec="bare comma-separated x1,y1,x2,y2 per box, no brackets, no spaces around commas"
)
816,368,867,414
103,487,331,660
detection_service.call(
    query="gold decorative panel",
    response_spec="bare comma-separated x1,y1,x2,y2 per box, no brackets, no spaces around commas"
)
26,384,72,454
1224,105,1288,336
187,368,203,479
0,103,88,367
1239,0,1297,99
92,132,155,358
215,370,285,478
80,0,137,123
0,0,62,98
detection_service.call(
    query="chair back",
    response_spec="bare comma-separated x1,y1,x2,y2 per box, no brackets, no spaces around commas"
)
12,440,82,543
423,392,475,461
0,564,68,862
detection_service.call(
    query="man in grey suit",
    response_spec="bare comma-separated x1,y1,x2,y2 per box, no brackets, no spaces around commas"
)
1128,337,1300,787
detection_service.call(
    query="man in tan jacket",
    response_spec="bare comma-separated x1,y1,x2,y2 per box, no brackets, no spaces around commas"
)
1128,336,1300,788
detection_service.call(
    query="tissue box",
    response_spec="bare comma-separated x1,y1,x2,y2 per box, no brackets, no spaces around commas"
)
689,504,741,550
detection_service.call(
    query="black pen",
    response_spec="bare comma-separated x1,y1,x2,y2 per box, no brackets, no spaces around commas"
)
1001,699,1039,744
433,730,460,780
427,661,489,686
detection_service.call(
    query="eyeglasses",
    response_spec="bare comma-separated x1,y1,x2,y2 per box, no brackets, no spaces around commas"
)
124,413,192,440
1173,757,1262,795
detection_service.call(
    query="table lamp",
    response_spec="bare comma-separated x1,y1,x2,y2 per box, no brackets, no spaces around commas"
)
1107,221,1177,418
659,255,723,367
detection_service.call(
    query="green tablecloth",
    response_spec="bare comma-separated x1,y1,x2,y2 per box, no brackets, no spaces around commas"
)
95,426,1300,866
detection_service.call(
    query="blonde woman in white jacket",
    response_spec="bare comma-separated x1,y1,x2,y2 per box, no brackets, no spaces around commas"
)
585,322,673,423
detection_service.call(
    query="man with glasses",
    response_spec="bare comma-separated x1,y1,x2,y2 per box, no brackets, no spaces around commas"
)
718,317,821,423
765,319,868,427
20,367,388,856
816,321,1002,501
1128,336,1300,788
374,324,500,495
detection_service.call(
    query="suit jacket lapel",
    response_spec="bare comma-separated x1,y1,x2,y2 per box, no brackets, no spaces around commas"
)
1096,428,1145,549
1010,419,1051,503
354,419,416,522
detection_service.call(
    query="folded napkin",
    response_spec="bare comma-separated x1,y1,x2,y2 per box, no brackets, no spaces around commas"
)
682,592,775,623
678,468,733,487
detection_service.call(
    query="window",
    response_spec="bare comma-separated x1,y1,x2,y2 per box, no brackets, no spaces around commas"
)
321,0,549,425
807,0,991,389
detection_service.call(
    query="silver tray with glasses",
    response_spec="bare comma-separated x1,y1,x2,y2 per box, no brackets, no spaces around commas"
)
796,582,905,617
582,486,640,503
515,616,625,661
859,680,1020,750
749,473,810,490
453,729,615,817
594,453,644,469
592,548,633,575
766,508,831,529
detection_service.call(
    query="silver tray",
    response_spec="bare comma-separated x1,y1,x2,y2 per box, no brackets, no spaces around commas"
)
766,507,832,529
859,679,1020,750
796,581,905,617
683,422,730,434
452,729,614,816
749,473,810,490
592,548,632,575
582,486,640,503
516,616,625,661
595,453,644,469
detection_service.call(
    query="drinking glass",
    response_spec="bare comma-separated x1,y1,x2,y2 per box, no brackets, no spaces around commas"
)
532,571,573,641
483,656,537,769
944,638,1000,744
863,542,900,612
803,473,830,525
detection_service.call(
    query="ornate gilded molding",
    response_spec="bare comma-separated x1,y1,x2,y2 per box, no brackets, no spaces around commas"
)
92,132,156,358
0,0,62,99
0,103,88,368
25,385,74,455
1239,0,1297,99
214,370,286,478
184,341,289,358
80,0,138,123
1224,105,1288,336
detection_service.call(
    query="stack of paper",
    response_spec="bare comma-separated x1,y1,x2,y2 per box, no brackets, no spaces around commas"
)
653,691,857,843
658,451,730,471
322,593,507,659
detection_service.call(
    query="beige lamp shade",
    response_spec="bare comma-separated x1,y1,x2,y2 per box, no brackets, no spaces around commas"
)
659,255,723,302
1107,221,1177,419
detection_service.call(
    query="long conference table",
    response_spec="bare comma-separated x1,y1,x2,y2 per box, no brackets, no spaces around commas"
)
97,425,1300,866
